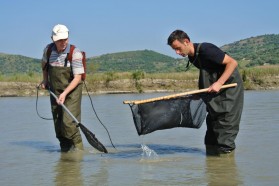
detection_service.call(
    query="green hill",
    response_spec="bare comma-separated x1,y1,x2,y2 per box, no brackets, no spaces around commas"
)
221,34,279,67
0,53,41,75
87,49,185,73
0,34,279,75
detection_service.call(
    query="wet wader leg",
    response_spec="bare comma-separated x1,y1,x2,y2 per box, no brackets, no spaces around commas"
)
205,103,239,152
216,93,243,151
63,84,84,150
205,114,221,156
206,111,242,155
51,99,74,152
205,114,218,146
49,66,84,152
200,69,244,154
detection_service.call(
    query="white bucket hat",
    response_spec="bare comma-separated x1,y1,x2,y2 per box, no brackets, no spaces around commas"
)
51,24,69,42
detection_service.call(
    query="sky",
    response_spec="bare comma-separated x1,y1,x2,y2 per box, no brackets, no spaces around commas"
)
0,0,278,59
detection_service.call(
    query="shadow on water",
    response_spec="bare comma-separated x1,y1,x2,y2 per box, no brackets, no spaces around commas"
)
10,140,205,159
104,143,205,159
146,144,205,155
10,140,60,153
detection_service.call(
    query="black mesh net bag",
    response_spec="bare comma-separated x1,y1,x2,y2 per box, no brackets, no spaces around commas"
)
128,95,207,135
124,84,237,136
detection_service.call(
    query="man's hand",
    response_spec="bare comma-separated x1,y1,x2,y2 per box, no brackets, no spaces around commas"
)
57,92,66,105
208,81,222,93
40,80,49,89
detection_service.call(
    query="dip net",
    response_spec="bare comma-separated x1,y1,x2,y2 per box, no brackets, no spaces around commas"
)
123,83,237,136
129,96,206,135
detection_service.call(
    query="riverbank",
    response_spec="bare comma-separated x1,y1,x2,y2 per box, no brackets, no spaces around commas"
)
1,76,279,97
0,79,195,97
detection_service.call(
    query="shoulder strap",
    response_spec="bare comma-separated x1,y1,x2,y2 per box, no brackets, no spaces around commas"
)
67,45,76,62
64,44,76,67
196,43,202,56
185,43,202,71
64,45,76,78
196,43,202,68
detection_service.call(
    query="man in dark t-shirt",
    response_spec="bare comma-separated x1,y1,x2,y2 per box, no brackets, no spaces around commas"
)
167,30,244,155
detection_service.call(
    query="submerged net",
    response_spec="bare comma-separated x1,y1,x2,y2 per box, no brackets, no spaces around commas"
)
129,95,207,135
78,123,108,153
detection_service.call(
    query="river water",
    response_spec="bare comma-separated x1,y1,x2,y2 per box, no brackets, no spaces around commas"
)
0,90,279,186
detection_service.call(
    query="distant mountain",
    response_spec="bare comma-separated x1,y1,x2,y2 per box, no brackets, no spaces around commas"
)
0,34,278,75
221,34,279,67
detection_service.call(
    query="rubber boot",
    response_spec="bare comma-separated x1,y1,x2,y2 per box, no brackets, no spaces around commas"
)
58,137,74,152
206,145,220,156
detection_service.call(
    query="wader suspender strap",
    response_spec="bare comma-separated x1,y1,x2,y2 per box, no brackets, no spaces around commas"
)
64,54,68,67
196,43,202,68
68,45,75,78
64,45,76,67
186,43,202,71
196,43,202,56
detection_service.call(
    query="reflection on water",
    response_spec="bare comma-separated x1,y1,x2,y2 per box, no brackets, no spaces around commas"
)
205,155,242,186
54,151,84,186
1,139,247,186
54,150,110,186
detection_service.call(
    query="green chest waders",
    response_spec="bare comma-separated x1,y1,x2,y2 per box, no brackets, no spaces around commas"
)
199,68,244,149
48,66,83,151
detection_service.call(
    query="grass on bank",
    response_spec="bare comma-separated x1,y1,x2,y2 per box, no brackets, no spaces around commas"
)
0,71,200,83
0,65,279,91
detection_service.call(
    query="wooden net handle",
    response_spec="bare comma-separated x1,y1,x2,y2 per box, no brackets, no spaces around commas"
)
123,83,237,105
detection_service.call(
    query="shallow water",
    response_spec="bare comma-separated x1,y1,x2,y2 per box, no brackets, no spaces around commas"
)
0,90,279,185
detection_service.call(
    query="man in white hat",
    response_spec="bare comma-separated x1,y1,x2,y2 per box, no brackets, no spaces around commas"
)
41,24,85,152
